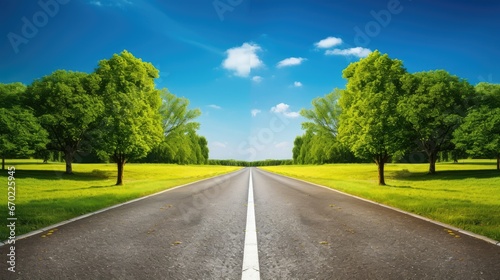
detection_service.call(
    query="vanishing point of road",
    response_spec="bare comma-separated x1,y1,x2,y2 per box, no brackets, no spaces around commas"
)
1,168,499,279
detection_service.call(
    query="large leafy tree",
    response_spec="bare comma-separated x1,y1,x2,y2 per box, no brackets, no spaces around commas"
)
144,89,203,164
0,107,48,170
0,82,49,169
453,107,500,170
453,83,500,170
25,70,103,174
198,136,209,164
146,126,207,164
0,82,26,107
94,50,163,185
298,88,355,164
292,129,356,164
338,51,410,185
159,89,201,135
475,82,500,108
300,89,342,136
398,70,475,174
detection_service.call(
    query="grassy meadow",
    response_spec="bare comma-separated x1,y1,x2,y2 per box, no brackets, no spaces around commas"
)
0,160,241,241
261,160,500,241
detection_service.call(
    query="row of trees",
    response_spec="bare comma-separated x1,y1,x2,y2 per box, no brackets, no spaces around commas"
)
208,159,293,166
0,51,208,185
294,51,500,185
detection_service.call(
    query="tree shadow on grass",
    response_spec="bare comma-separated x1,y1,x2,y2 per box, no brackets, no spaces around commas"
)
393,169,500,181
0,169,115,182
452,161,497,166
41,184,117,193
386,184,460,193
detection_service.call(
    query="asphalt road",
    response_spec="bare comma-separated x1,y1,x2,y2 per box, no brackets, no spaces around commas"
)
1,167,499,279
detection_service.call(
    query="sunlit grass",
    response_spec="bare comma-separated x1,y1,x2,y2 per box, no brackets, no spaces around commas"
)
261,160,500,241
0,160,241,240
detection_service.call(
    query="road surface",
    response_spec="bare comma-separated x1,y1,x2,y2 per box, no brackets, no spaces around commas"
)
1,167,499,279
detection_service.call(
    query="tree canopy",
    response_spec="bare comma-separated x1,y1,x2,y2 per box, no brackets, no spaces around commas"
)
339,50,410,185
25,70,103,174
0,107,48,170
398,70,475,174
300,89,342,136
94,50,164,185
140,89,206,165
453,83,500,171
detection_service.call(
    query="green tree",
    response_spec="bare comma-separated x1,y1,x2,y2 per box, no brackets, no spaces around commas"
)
398,70,475,174
94,50,163,185
292,135,303,164
150,89,203,164
475,82,500,108
454,108,500,170
298,130,313,164
159,90,201,135
198,136,209,164
25,70,103,174
453,83,500,170
298,88,357,164
0,107,48,170
0,82,26,107
300,89,342,136
338,51,409,185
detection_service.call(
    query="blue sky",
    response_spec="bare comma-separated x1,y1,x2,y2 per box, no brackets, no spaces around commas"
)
1,0,499,160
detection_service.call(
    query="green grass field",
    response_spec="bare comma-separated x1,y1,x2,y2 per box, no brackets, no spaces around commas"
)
261,160,500,241
0,160,241,241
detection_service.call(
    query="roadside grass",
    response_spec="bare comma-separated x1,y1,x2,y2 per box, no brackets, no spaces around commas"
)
0,160,241,241
260,160,500,241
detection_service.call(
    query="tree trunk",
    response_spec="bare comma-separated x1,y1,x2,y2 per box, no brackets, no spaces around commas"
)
497,155,500,171
115,154,127,186
64,151,73,174
377,162,386,186
1,157,5,171
374,155,388,186
428,151,438,175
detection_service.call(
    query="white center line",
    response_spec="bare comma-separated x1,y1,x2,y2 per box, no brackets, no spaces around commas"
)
242,169,260,280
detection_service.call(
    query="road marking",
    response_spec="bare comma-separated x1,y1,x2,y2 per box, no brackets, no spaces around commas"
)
242,169,260,279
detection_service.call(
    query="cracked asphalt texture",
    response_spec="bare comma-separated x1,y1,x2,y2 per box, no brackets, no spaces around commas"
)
1,167,499,279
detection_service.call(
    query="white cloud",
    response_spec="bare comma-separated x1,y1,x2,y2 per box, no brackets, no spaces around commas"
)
293,81,303,87
326,47,372,58
208,104,221,109
252,76,263,83
90,1,102,6
277,57,306,68
251,109,262,117
222,43,264,77
270,103,300,118
315,36,343,49
275,142,290,149
212,142,227,148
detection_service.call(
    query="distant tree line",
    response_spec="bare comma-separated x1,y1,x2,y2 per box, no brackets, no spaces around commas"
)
208,159,293,167
294,51,500,185
0,51,208,185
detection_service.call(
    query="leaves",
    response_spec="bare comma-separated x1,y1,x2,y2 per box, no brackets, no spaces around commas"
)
300,89,342,136
94,50,163,164
453,106,500,160
0,106,49,161
398,70,476,173
25,71,104,153
159,89,201,135
338,51,409,162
